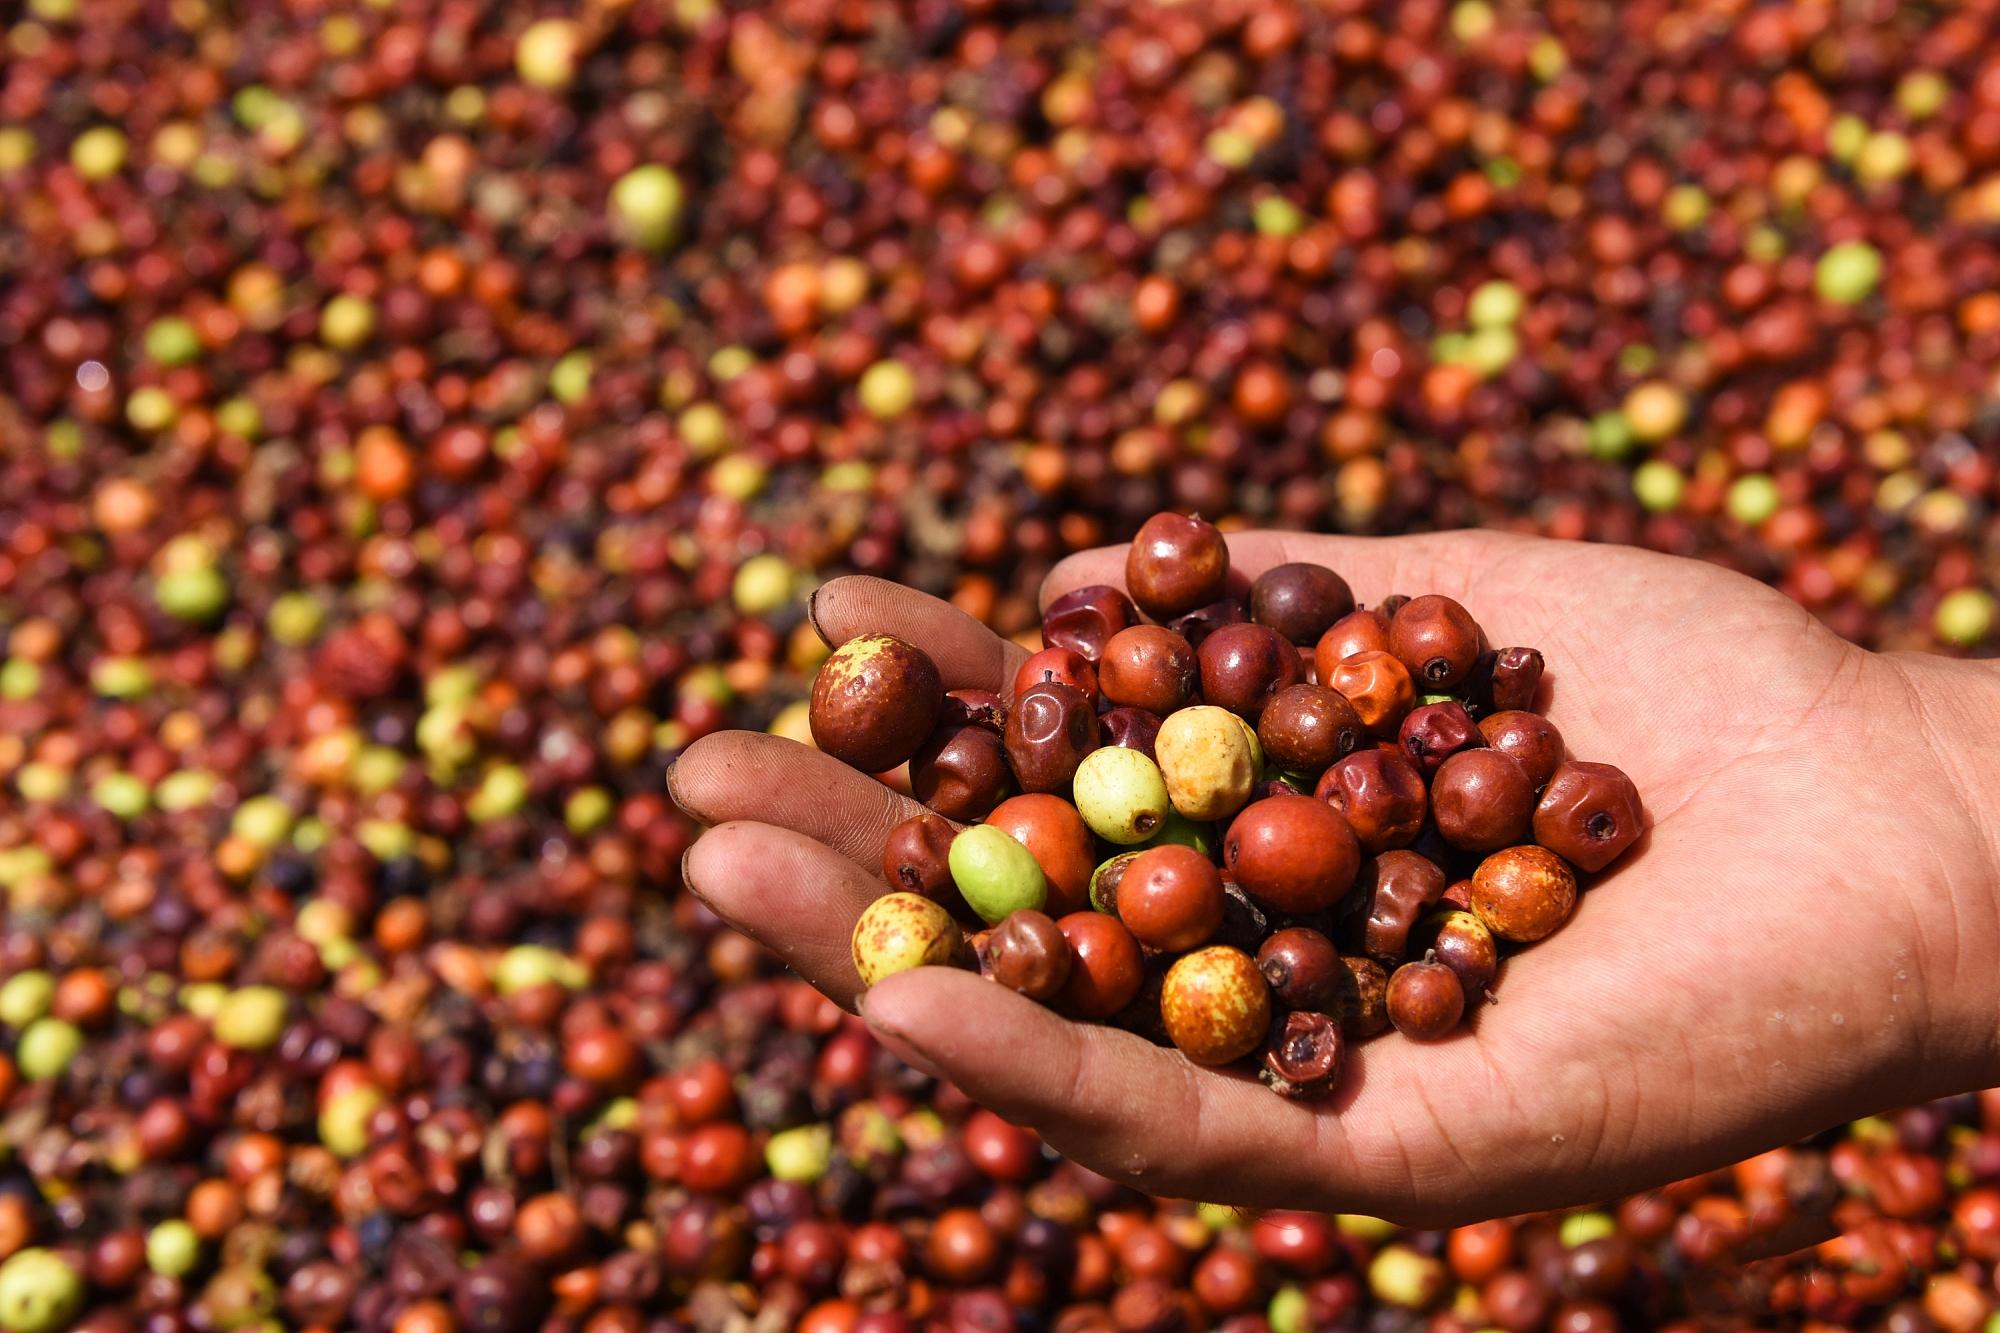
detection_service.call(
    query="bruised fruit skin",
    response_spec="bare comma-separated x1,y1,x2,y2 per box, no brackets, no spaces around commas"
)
1534,761,1645,871
1313,608,1391,683
1161,946,1271,1065
1004,680,1099,794
981,909,1072,1000
1263,1010,1344,1100
1155,705,1258,821
1329,650,1417,737
1222,794,1361,915
986,795,1095,916
1089,850,1142,915
1388,595,1485,691
1386,957,1466,1040
1056,912,1145,1018
1357,850,1448,961
1398,701,1485,780
940,688,1009,733
1114,845,1225,952
1041,585,1138,664
1099,706,1163,760
1470,845,1579,942
1126,511,1230,620
948,825,1050,925
852,893,964,987
1335,955,1391,1038
809,634,943,772
1315,749,1428,854
1475,646,1546,714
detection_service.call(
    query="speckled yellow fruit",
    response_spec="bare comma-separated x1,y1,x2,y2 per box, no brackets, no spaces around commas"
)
1160,946,1270,1065
851,892,963,987
1155,706,1257,821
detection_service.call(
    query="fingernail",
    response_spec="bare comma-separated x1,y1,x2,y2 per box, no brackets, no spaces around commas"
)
857,991,945,1079
679,845,704,901
807,582,832,648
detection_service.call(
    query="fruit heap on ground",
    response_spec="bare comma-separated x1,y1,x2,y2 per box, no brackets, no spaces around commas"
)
0,0,1996,1328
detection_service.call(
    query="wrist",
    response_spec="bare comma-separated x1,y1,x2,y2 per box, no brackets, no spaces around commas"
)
1880,650,2000,1091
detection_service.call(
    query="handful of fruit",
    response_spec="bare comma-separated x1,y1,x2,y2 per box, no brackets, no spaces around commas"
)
813,514,1643,1101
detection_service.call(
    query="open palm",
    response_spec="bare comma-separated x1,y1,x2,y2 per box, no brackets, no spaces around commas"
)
669,530,2000,1225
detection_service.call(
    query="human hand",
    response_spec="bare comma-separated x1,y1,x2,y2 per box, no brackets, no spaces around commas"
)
667,529,2000,1225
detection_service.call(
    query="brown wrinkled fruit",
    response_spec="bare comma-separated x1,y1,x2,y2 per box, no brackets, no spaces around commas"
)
1534,761,1645,871
1003,680,1099,794
1263,1010,1344,1101
1430,749,1537,853
1041,585,1139,664
1250,564,1355,646
1388,595,1485,691
809,634,944,772
1386,957,1466,1040
1258,682,1363,779
1357,850,1449,961
1329,650,1416,736
1098,626,1200,715
1470,845,1579,942
1222,794,1360,915
982,910,1073,1000
1478,711,1566,789
1314,749,1427,854
1479,646,1547,714
1126,512,1230,620
1334,955,1391,1039
1398,700,1486,779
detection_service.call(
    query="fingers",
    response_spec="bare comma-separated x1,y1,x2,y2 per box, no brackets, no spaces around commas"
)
669,730,935,871
858,967,1470,1213
681,821,878,1007
1040,530,1531,615
812,574,1028,692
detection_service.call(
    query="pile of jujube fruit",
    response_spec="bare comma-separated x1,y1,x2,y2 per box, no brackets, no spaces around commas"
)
812,513,1642,1100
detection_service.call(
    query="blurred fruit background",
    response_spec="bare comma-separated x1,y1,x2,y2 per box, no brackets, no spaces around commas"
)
1,0,1997,1329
